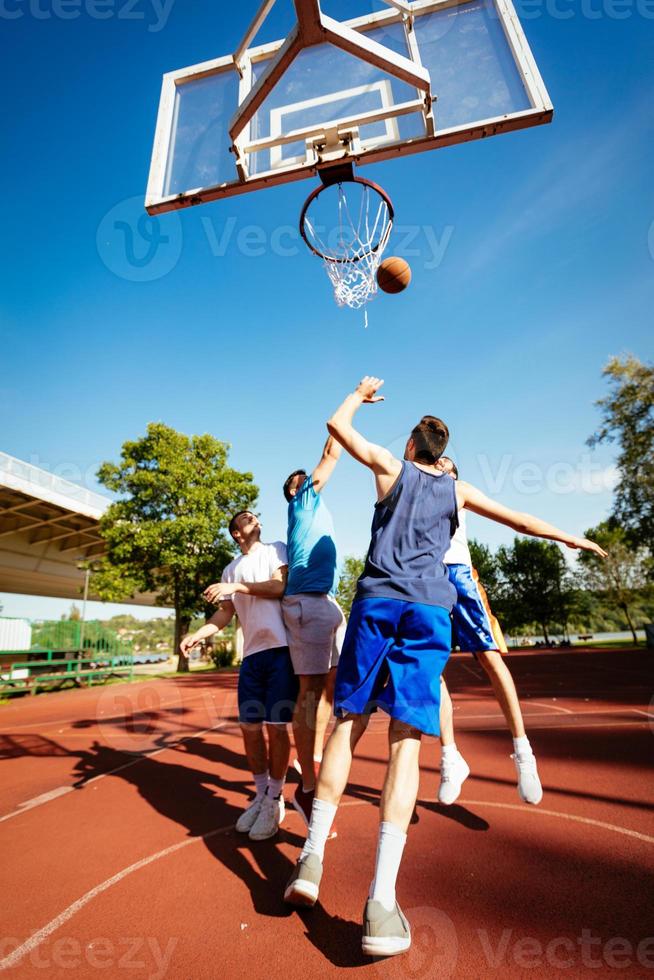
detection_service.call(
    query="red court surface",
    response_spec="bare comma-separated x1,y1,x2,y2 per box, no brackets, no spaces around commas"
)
1,646,652,979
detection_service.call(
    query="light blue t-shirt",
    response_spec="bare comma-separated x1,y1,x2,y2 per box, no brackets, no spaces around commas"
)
286,476,338,596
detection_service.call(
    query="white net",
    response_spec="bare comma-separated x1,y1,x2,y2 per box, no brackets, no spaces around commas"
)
303,181,393,311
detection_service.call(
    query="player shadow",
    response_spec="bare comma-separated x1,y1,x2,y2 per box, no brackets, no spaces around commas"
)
418,800,490,831
70,740,303,918
464,728,654,812
296,905,369,968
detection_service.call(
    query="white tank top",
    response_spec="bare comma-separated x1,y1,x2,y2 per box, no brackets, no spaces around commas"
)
444,507,472,566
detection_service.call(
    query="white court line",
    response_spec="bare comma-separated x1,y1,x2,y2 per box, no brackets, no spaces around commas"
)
0,720,233,825
512,720,649,730
2,796,652,972
527,700,574,715
454,709,644,722
0,823,232,971
460,799,654,845
0,786,75,821
632,709,653,719
1,687,225,732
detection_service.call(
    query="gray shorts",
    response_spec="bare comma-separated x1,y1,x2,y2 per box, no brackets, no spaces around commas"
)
281,594,346,675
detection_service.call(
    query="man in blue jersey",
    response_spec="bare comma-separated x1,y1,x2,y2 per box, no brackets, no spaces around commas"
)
282,435,347,827
283,376,607,960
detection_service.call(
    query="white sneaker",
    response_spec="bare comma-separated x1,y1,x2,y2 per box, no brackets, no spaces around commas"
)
437,751,470,805
235,796,265,834
512,751,543,805
249,794,285,840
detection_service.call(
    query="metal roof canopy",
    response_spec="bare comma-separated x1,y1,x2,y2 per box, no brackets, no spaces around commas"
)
0,453,156,606
146,0,552,214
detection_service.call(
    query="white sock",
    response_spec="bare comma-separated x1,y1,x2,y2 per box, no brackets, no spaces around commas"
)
300,798,337,861
268,775,285,800
253,771,269,800
441,742,458,760
369,822,407,911
513,736,532,755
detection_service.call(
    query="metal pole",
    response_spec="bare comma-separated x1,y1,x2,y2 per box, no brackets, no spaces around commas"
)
78,567,90,662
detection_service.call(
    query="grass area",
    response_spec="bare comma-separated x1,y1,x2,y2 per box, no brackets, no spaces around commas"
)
508,640,646,652
573,639,646,650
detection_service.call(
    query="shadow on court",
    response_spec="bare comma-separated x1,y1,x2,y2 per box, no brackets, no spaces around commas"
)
70,738,304,918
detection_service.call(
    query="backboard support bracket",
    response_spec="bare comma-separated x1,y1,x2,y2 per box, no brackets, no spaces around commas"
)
317,161,355,186
229,0,430,151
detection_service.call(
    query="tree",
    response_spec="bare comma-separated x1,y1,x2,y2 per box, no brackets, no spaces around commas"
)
337,555,366,619
577,521,651,644
588,355,654,555
469,539,501,598
495,538,575,644
93,423,258,672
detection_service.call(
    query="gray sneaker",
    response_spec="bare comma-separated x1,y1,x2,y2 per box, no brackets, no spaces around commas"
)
235,796,264,834
283,852,323,907
362,900,411,958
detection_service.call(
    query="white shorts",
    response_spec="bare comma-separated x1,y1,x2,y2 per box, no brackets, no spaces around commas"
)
281,594,346,675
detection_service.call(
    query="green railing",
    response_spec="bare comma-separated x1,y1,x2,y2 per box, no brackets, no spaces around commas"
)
0,654,134,696
30,620,132,658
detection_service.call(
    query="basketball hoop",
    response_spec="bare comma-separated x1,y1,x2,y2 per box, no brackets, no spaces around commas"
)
299,174,394,314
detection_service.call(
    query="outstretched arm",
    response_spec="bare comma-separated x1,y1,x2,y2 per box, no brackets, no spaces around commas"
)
311,435,342,493
457,481,607,557
180,602,235,658
327,376,401,500
203,566,288,604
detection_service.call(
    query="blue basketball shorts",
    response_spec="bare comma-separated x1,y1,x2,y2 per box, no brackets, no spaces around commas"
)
448,564,507,654
334,597,452,737
237,646,299,725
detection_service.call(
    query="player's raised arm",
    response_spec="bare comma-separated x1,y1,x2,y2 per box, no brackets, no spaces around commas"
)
311,435,342,493
327,377,401,497
456,481,608,557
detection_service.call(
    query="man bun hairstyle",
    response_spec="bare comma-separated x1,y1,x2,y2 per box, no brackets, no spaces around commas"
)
283,469,307,502
411,416,449,463
229,510,251,540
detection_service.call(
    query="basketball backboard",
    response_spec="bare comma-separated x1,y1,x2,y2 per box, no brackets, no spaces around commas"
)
145,0,552,215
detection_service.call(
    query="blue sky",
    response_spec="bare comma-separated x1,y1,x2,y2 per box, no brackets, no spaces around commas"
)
1,0,652,621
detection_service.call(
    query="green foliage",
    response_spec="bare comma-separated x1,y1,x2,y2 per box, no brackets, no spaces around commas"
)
93,423,258,671
578,520,652,642
468,539,500,598
100,615,175,654
588,355,654,554
495,539,576,642
337,555,366,618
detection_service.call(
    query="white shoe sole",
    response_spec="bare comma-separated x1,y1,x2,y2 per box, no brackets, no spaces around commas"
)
437,759,470,806
518,783,543,805
284,879,319,906
362,935,411,957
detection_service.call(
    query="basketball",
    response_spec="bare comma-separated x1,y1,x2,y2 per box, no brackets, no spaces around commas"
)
377,256,412,294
